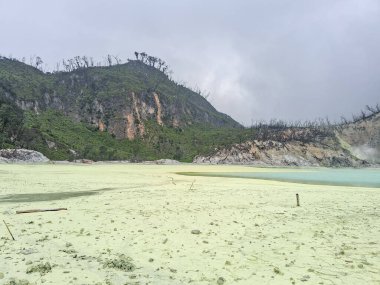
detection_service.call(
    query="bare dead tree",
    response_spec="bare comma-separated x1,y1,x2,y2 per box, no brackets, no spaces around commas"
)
29,55,35,66
74,56,82,69
68,59,75,71
366,105,376,113
360,110,367,120
82,56,89,68
55,62,61,72
106,54,113,66
62,59,69,71
340,116,349,125
157,58,163,69
35,56,43,70
140,52,147,63
113,55,122,65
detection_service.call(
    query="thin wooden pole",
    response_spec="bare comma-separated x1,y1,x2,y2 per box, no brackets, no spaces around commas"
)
189,180,195,190
16,208,67,214
296,193,300,207
3,220,15,241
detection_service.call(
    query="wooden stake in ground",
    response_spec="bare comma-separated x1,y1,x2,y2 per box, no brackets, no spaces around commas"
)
168,177,176,185
16,208,67,214
296,193,300,207
189,180,195,191
3,220,15,241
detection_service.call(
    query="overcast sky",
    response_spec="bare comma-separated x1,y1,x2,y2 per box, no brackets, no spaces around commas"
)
1,0,379,125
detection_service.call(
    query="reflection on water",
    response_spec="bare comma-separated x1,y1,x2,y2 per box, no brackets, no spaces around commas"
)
178,169,380,188
0,187,116,203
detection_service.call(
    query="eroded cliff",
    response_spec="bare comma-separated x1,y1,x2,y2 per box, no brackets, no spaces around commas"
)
0,58,240,141
193,116,380,167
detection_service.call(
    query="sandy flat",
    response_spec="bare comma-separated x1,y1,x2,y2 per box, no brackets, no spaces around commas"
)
0,164,379,285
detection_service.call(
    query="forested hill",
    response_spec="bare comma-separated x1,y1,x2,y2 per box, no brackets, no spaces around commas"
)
0,55,244,161
1,55,378,166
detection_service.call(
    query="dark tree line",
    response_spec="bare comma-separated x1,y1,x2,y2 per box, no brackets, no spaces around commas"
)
0,98,25,147
1,53,213,99
1,52,173,76
61,56,95,72
133,51,169,74
340,104,380,125
0,54,45,71
248,103,380,144
174,80,211,100
248,118,335,143
0,53,125,73
60,55,123,72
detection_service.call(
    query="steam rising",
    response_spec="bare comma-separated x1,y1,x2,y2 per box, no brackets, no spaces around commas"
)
352,145,380,163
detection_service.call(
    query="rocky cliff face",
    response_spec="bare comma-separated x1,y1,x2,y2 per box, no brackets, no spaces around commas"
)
194,139,366,167
0,59,240,141
193,116,380,167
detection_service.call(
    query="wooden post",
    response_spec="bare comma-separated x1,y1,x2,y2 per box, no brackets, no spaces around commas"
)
3,220,15,241
296,193,300,207
189,180,195,191
16,208,67,214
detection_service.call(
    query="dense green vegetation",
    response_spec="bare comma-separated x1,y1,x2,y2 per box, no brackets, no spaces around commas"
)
0,98,24,148
0,58,52,100
0,56,248,161
0,107,250,162
142,121,252,161
22,110,155,161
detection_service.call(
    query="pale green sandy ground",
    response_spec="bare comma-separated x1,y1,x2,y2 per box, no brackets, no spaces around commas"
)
0,164,379,285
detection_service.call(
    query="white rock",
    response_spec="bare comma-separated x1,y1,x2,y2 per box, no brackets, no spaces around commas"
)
0,149,49,163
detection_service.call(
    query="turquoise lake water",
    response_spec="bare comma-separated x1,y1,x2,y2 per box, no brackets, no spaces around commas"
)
179,168,380,188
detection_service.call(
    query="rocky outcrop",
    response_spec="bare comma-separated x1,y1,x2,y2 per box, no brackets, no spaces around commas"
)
194,139,367,167
13,91,166,140
152,92,163,126
0,149,49,163
194,113,380,167
0,59,240,141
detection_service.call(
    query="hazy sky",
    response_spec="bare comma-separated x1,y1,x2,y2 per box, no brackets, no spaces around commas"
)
1,0,379,125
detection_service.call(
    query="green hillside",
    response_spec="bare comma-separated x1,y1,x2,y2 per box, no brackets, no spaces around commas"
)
0,56,248,161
